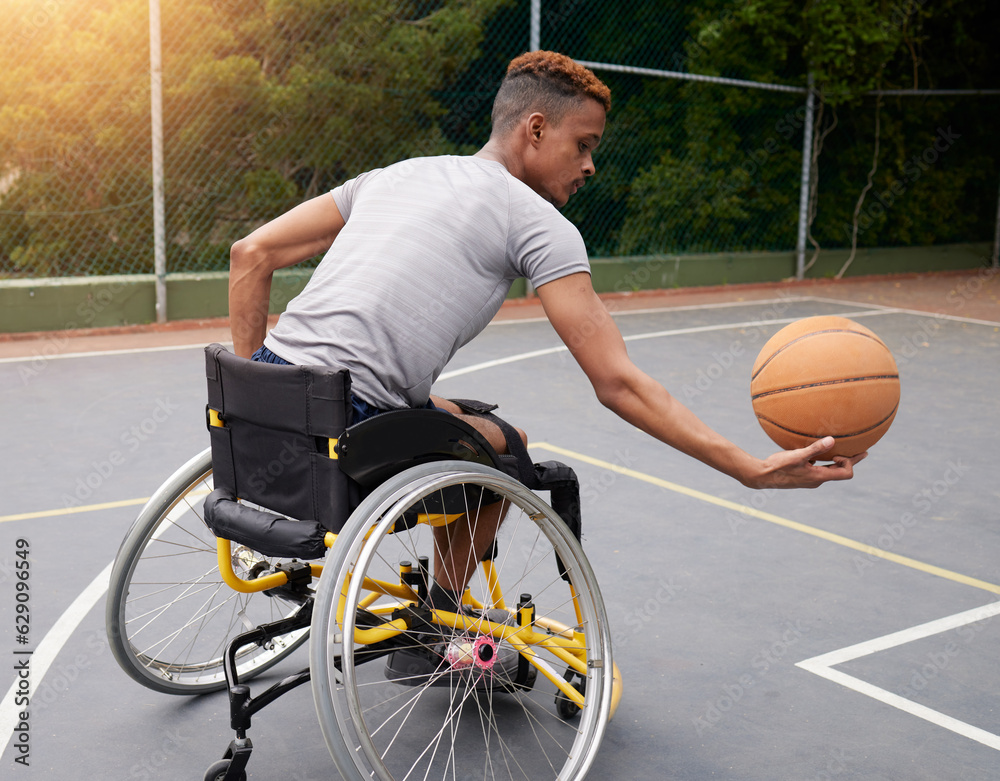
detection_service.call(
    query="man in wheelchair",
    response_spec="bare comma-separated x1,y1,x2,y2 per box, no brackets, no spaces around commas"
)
228,51,864,617
110,50,869,781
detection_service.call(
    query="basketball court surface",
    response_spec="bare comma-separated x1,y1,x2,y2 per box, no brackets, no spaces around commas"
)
1,270,998,780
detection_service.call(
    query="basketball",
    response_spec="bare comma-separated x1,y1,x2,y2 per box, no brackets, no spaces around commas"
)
750,316,900,457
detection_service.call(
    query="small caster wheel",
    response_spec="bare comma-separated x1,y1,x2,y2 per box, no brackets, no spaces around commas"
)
204,759,247,781
554,669,585,719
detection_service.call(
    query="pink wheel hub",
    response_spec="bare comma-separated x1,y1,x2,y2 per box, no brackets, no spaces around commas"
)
445,635,498,670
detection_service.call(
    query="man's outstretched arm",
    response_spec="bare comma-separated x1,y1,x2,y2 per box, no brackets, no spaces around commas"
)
229,194,347,357
536,273,865,489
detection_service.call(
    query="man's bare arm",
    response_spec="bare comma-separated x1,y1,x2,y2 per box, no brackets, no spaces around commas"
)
229,194,347,357
536,273,865,489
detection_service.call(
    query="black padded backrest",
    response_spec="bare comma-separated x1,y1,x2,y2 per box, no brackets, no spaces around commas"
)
205,343,356,532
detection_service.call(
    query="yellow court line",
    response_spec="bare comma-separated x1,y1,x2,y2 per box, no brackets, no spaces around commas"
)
532,442,1000,596
0,497,151,524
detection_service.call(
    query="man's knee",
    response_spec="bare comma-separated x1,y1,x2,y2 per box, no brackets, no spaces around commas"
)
429,396,526,454
457,413,525,455
485,423,526,454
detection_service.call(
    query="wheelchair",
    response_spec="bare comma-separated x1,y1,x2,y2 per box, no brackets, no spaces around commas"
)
105,344,621,780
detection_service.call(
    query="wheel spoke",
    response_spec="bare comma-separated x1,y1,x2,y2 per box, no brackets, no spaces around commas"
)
313,462,612,781
106,450,311,693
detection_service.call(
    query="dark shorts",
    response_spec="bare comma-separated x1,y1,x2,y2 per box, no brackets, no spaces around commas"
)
251,345,438,424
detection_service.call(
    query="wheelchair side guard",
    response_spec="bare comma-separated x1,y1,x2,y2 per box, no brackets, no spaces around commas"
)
532,461,583,582
335,409,502,488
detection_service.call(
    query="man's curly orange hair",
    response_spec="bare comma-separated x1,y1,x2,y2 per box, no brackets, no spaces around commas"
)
491,51,610,136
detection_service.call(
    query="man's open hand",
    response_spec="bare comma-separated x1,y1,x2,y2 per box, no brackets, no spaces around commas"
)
747,437,867,489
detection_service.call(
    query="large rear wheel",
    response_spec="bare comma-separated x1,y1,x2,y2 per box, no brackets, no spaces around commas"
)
311,461,615,781
106,448,311,694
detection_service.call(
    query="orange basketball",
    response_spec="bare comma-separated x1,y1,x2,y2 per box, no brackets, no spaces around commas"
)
750,316,900,457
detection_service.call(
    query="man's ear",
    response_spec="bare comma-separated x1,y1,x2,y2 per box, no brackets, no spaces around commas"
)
526,112,545,146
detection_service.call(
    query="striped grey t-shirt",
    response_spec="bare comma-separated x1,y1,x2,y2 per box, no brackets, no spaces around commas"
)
263,155,591,409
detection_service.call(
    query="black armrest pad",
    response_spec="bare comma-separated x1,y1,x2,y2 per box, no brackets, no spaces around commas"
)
203,489,329,560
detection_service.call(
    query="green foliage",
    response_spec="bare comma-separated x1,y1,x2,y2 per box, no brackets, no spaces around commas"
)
608,0,998,256
610,3,807,255
0,0,996,278
0,0,507,275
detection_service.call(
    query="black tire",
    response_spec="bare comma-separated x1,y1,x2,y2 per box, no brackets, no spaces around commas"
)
555,670,586,719
203,759,246,781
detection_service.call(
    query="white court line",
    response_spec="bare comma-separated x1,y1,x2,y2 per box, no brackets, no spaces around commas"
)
2,294,994,365
0,491,202,754
0,295,811,362
491,294,819,325
1,300,991,757
0,561,113,749
440,308,896,380
0,301,912,759
0,341,222,364
619,308,893,344
806,295,1000,327
796,601,1000,751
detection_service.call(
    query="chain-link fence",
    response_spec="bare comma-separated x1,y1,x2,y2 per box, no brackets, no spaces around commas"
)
1,0,998,282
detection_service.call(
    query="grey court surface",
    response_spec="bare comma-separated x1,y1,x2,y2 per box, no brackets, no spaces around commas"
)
1,294,998,780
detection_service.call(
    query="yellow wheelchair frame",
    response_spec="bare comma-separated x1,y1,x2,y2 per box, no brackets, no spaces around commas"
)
216,532,622,716
106,347,621,781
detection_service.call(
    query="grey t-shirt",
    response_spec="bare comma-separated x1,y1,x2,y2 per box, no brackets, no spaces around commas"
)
263,155,591,408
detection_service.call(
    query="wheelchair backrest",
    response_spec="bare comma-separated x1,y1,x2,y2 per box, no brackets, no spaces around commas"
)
206,343,355,531
204,344,506,533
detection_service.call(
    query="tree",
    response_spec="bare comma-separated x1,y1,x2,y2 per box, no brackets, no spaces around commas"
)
616,4,805,256
0,0,152,275
612,0,998,263
0,0,508,276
